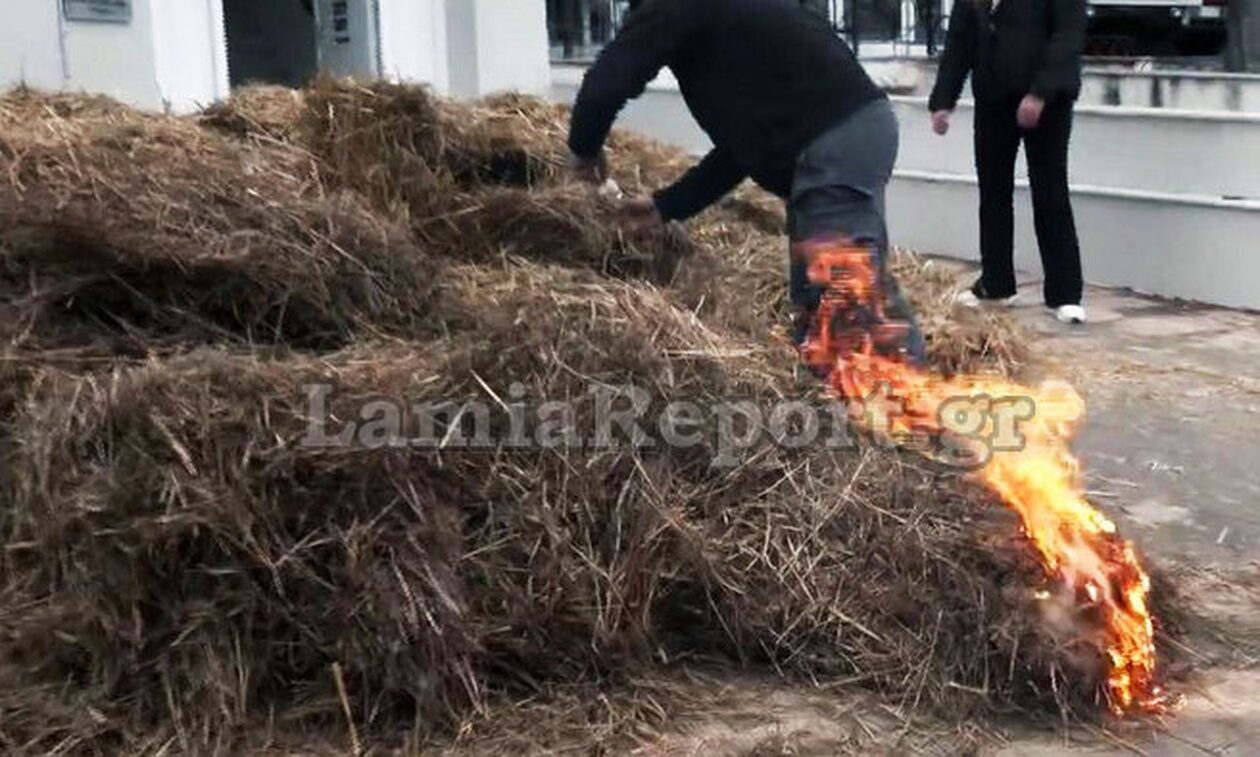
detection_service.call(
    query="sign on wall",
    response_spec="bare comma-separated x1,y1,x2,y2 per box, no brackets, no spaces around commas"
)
62,0,132,24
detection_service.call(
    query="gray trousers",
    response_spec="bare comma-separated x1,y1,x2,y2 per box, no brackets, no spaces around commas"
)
786,97,926,364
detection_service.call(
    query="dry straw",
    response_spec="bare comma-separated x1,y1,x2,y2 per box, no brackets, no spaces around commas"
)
0,81,1171,754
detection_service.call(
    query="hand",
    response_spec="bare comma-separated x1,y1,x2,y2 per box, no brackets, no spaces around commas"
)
931,110,951,136
1016,94,1046,130
619,196,665,233
569,150,608,184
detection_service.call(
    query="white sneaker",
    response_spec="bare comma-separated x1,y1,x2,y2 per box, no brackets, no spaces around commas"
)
1054,304,1087,324
955,288,1020,308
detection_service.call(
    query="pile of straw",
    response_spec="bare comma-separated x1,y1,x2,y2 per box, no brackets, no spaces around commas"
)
889,250,1030,376
0,88,437,355
0,82,1161,754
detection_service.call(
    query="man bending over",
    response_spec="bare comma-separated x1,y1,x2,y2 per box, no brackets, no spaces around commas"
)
568,0,926,366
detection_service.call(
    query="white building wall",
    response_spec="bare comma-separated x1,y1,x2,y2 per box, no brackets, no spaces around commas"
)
903,60,1260,114
2,0,551,111
380,0,450,92
471,0,549,95
0,0,228,113
0,3,66,91
886,174,1260,310
151,0,230,112
447,0,550,98
446,0,479,96
62,1,163,108
890,97,1260,201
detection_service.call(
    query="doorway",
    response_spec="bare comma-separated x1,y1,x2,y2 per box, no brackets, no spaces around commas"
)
222,0,319,87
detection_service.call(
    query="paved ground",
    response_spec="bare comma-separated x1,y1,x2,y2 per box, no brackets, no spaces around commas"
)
1005,273,1260,569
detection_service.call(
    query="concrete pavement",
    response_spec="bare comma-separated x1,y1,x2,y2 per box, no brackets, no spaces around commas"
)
995,270,1260,568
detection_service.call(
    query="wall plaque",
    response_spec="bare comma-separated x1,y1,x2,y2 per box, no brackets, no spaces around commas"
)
63,0,132,24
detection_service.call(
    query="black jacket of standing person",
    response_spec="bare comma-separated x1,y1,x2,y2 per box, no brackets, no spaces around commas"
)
568,0,884,222
928,0,1088,113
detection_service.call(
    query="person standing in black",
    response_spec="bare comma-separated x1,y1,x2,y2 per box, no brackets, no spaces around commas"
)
929,0,1089,324
568,0,926,364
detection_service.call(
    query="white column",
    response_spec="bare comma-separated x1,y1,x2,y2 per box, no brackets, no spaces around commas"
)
900,0,917,43
0,3,67,92
59,0,164,109
377,0,450,93
315,0,380,79
446,0,551,99
150,0,231,112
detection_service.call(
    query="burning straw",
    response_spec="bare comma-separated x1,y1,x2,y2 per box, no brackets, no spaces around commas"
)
800,240,1164,714
0,84,1172,753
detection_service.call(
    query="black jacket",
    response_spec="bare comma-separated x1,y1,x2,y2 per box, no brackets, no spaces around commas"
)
928,0,1088,113
568,0,884,221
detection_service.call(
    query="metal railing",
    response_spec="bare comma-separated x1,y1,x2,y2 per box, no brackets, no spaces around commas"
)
547,0,629,62
830,0,949,57
546,0,949,62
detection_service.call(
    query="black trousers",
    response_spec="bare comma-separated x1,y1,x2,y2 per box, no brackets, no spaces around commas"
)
974,98,1083,307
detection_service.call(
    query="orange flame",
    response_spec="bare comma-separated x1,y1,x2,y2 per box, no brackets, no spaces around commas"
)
800,240,1160,714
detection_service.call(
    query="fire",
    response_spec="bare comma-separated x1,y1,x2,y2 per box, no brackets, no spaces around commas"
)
799,239,1160,714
